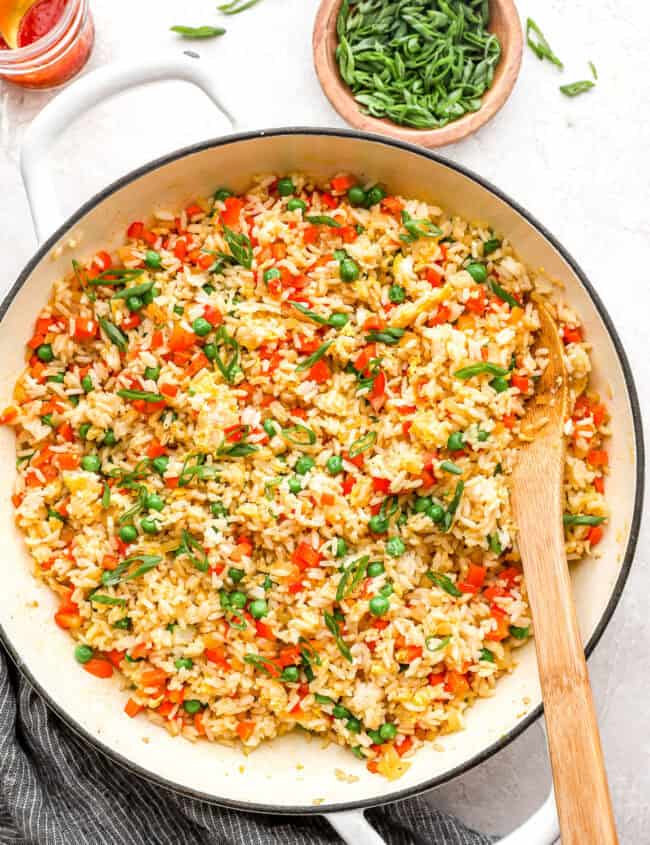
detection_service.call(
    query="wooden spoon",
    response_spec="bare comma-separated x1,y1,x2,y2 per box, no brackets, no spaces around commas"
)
313,0,523,148
512,301,618,844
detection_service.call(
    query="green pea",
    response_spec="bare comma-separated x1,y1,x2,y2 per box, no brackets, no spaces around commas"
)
365,185,386,207
447,431,464,451
81,375,93,393
145,493,164,512
340,258,360,283
327,455,343,475
277,178,295,197
369,515,388,534
367,561,384,577
379,722,397,741
81,454,101,473
466,263,487,283
102,429,117,447
175,657,193,670
367,729,383,744
47,372,65,384
295,456,315,475
428,503,445,524
389,284,406,303
288,476,302,494
332,703,350,719
145,250,162,269
230,591,247,609
74,644,93,664
192,317,212,337
36,344,54,363
69,395,80,407
144,366,160,381
119,524,137,543
385,537,405,557
477,429,490,442
346,717,362,733
211,501,227,518
203,343,218,361
369,595,389,616
264,268,281,283
263,419,277,437
140,517,160,535
113,617,131,630
249,599,268,619
228,567,245,583
335,537,347,558
202,283,215,295
214,188,232,202
126,295,144,312
173,304,184,316
347,185,367,206
78,423,91,440
490,376,510,393
281,665,299,682
380,582,394,597
287,198,306,212
152,455,169,474
328,312,349,329
183,699,202,714
414,496,432,513
41,414,54,427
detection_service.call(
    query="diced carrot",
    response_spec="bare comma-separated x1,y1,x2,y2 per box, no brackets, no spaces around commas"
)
303,226,320,245
588,525,604,546
106,649,125,668
292,541,322,571
397,405,416,415
458,582,479,594
121,314,141,331
485,611,510,641
339,225,358,244
102,554,118,571
151,330,164,349
594,476,605,494
160,383,178,398
403,645,423,661
498,567,521,586
83,658,113,679
330,174,355,193
168,325,196,352
166,686,185,704
307,359,330,383
93,251,112,272
354,344,376,372
562,325,583,344
174,238,187,261
278,646,301,667
54,610,82,630
587,449,608,467
321,492,336,506
366,760,380,774
72,317,99,342
141,668,168,687
146,439,166,460
205,647,231,669
502,414,517,430
127,221,144,239
194,710,206,735
11,493,23,508
203,304,222,326
186,203,203,218
255,620,274,639
130,642,152,660
429,304,450,325
395,736,413,756
320,192,338,210
157,700,175,718
372,618,390,630
466,564,486,588
425,267,443,287
465,287,487,315
372,477,391,494
445,671,470,696
237,720,255,741
402,421,413,437
342,476,355,495
511,374,530,393
221,196,244,227
124,698,142,718
165,476,179,489
363,316,386,331
0,406,18,424
380,196,403,216
428,672,446,686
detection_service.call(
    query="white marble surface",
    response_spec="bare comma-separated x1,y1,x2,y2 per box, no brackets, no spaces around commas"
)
1,0,648,840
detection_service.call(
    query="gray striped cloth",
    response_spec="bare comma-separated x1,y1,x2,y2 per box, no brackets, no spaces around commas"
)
0,648,494,845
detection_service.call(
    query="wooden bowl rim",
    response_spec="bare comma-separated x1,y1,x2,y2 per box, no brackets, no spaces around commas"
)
313,0,524,148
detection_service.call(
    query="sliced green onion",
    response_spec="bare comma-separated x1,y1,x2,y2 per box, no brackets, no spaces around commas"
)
426,571,461,597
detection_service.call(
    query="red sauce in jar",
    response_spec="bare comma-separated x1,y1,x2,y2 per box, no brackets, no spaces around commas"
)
0,0,93,87
0,0,66,49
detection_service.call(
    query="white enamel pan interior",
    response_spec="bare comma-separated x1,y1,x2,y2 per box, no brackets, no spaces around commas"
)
0,56,643,845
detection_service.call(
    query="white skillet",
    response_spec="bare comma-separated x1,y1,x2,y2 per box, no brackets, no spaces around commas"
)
0,54,643,845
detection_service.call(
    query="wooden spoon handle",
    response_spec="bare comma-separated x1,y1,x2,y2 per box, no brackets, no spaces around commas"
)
514,444,618,844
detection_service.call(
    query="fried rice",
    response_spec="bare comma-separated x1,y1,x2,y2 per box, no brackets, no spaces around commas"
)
1,172,610,779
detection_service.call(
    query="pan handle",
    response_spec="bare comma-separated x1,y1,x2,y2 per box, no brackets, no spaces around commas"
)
325,788,558,844
20,53,236,244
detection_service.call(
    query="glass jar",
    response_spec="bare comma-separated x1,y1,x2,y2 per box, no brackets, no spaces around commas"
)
0,0,94,89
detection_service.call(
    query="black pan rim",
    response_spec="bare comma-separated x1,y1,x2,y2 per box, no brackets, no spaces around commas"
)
0,126,644,818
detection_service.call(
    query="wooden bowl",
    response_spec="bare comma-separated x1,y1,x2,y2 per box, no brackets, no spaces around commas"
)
313,0,523,148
